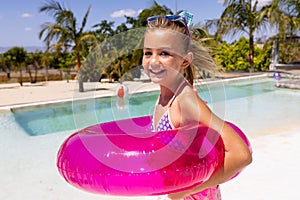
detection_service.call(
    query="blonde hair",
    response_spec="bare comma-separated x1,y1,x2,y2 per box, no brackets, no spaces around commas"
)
146,17,216,85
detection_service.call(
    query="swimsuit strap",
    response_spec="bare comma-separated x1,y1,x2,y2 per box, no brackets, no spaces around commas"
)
152,79,190,131
168,80,187,108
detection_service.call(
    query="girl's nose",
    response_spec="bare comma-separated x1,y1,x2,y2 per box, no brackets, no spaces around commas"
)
149,56,161,70
150,55,159,65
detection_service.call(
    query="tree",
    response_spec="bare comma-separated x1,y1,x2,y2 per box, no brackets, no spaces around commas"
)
41,46,53,82
39,0,97,92
4,47,27,86
92,20,115,42
260,0,299,40
214,0,270,73
115,23,129,34
0,53,12,79
125,1,172,29
83,28,145,82
281,0,300,34
84,1,172,83
25,51,45,83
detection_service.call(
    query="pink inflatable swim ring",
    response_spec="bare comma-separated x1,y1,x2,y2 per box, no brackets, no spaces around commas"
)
57,115,251,196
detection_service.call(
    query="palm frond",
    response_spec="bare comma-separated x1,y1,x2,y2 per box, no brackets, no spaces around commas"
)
79,5,91,34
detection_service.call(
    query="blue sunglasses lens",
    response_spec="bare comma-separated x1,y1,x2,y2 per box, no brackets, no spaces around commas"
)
147,15,183,23
165,15,182,21
147,16,158,22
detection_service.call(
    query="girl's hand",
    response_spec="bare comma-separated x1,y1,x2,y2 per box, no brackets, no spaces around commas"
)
167,191,190,200
153,193,186,200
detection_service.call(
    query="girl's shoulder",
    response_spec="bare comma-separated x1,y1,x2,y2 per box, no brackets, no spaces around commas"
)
177,85,203,104
172,85,209,125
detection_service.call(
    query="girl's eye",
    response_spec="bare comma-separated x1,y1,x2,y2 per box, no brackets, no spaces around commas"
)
143,51,152,56
160,51,171,56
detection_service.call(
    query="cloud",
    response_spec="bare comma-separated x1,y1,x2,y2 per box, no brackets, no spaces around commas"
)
21,13,33,18
25,27,32,31
137,9,143,15
110,9,137,18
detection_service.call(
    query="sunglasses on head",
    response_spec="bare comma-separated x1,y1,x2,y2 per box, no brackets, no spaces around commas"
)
147,15,191,38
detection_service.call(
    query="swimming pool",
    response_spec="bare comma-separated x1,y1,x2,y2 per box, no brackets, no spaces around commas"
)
1,74,299,200
4,75,300,138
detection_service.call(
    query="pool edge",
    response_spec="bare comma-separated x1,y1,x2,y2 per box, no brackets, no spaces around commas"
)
1,73,269,112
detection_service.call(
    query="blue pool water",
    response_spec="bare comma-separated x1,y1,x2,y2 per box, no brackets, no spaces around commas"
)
6,77,300,137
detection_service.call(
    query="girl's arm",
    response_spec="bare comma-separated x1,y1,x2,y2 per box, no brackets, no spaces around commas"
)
168,92,252,199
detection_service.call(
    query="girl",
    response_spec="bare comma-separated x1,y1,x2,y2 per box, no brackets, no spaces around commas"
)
142,12,252,200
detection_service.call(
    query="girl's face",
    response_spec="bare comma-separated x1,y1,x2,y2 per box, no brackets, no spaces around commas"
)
142,29,189,85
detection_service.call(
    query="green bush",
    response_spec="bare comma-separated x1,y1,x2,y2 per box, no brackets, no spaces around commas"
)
214,37,271,72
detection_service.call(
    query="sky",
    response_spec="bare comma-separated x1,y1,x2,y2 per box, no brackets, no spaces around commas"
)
0,0,273,47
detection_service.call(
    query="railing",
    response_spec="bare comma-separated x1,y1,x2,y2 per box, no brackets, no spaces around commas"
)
275,63,300,69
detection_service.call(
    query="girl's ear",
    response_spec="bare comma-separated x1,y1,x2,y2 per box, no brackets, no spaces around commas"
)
182,52,193,69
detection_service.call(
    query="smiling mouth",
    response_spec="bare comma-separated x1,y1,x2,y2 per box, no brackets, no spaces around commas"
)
149,69,166,75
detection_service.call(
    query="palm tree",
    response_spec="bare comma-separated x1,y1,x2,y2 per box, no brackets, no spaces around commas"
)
92,20,115,42
25,51,43,83
115,23,129,34
258,0,300,69
260,0,298,39
214,0,270,73
282,0,300,34
86,1,172,82
39,0,96,92
125,1,172,28
41,42,53,82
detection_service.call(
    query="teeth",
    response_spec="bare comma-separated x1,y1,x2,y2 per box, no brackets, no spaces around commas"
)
150,69,164,74
149,64,165,74
152,71,161,74
152,70,161,73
